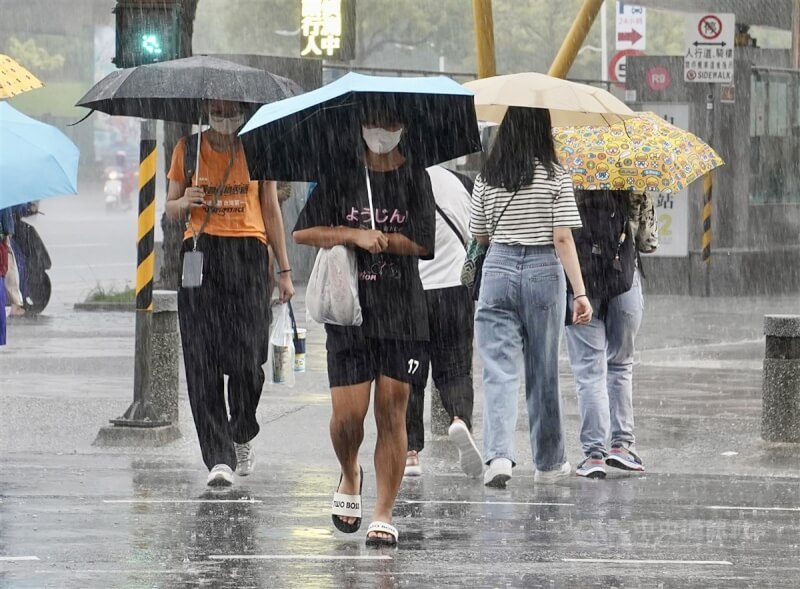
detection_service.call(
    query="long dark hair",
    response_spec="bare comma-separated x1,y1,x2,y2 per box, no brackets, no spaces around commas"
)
482,107,559,192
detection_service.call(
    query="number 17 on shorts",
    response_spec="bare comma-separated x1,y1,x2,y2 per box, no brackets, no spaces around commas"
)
407,358,420,375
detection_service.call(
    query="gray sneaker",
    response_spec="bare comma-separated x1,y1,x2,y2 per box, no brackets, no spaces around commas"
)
534,461,572,484
606,445,645,472
207,464,234,487
234,442,256,476
576,452,607,479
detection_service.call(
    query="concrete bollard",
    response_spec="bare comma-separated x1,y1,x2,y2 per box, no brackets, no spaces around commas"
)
762,315,800,443
93,290,181,447
150,290,180,423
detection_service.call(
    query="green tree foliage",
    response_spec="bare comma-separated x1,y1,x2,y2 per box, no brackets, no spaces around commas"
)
194,0,685,78
6,37,65,74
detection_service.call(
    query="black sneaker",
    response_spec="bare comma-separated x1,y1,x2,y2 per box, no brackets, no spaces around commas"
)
576,452,607,479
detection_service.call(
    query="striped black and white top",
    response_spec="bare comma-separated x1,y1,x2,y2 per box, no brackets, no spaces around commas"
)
469,163,582,246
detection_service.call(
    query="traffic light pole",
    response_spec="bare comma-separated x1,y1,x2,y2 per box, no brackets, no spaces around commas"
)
548,0,604,78
472,0,496,79
110,119,166,428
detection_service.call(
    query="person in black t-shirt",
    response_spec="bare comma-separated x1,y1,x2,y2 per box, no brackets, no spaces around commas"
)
294,106,435,548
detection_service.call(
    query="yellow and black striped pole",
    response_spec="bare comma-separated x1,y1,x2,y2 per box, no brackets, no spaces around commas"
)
112,119,164,427
136,127,157,312
702,88,715,297
702,172,713,296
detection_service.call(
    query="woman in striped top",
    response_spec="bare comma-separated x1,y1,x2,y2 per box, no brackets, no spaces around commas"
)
470,107,593,488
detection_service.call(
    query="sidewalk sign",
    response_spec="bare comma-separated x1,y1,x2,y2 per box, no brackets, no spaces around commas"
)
684,13,735,83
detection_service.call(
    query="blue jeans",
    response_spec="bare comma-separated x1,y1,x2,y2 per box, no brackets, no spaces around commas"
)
475,243,567,471
565,271,643,456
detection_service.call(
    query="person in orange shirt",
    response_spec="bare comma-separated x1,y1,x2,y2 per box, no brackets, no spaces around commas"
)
166,100,294,487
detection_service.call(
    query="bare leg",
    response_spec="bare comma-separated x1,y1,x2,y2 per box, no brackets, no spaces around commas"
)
370,375,410,541
330,382,371,526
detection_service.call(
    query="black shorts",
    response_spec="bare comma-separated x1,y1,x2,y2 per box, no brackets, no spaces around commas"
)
325,325,429,388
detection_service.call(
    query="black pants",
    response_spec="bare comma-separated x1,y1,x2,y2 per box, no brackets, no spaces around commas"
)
178,236,271,471
406,285,475,452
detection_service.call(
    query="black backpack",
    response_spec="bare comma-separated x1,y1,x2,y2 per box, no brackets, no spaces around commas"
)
571,189,635,318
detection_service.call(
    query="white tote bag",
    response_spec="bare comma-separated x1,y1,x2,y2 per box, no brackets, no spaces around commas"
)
306,245,362,326
305,167,377,326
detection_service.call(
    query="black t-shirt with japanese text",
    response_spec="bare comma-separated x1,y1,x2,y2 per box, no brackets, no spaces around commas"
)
294,163,436,342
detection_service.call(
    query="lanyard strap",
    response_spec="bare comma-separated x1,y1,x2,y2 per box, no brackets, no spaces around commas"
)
187,142,237,251
364,165,376,230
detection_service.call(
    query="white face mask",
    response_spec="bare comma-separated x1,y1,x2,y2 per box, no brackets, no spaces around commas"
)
362,126,403,154
209,113,245,136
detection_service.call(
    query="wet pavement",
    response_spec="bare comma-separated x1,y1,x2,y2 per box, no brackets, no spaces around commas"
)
2,279,800,587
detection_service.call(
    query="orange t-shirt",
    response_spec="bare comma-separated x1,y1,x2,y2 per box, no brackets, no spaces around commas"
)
168,136,267,244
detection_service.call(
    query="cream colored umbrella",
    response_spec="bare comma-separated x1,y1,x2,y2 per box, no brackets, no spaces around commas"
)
0,54,43,99
465,72,635,127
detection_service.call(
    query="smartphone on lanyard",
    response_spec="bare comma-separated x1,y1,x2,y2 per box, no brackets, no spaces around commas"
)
182,250,204,288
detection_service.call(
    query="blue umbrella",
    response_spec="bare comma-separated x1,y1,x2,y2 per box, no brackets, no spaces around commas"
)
240,72,481,182
0,102,80,208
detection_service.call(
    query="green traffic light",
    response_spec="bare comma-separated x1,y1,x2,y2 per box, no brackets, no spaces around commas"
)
141,34,163,56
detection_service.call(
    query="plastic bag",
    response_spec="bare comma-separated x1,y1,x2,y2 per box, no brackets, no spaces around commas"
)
265,303,296,387
306,245,362,326
4,244,23,306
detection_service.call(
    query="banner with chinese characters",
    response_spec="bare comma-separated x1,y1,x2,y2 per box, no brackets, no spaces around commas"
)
300,0,356,62
652,190,689,258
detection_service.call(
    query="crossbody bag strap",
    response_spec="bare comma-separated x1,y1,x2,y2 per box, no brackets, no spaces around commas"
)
435,204,466,250
489,187,520,238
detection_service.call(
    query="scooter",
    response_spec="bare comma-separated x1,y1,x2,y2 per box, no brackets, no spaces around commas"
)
103,167,134,212
13,218,52,314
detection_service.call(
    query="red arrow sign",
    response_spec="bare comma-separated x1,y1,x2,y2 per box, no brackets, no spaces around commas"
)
618,29,643,45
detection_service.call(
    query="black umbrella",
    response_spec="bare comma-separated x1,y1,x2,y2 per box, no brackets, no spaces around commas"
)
240,73,482,182
76,55,303,124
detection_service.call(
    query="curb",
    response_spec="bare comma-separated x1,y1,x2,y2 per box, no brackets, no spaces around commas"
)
73,302,136,312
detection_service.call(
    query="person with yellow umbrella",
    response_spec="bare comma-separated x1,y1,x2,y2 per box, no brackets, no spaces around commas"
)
551,112,723,478
463,73,630,487
466,74,722,480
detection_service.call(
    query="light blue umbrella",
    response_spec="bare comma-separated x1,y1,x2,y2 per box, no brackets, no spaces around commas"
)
239,72,481,182
0,101,80,208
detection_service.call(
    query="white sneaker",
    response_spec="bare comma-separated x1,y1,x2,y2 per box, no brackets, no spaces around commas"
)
484,457,512,488
207,464,234,487
235,442,256,476
534,461,572,484
404,451,422,477
448,420,483,478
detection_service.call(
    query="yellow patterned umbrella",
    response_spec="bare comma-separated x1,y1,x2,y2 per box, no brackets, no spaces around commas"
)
554,112,724,194
0,54,43,99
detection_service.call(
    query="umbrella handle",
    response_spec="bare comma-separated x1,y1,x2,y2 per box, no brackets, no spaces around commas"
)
194,114,202,187
364,165,375,231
